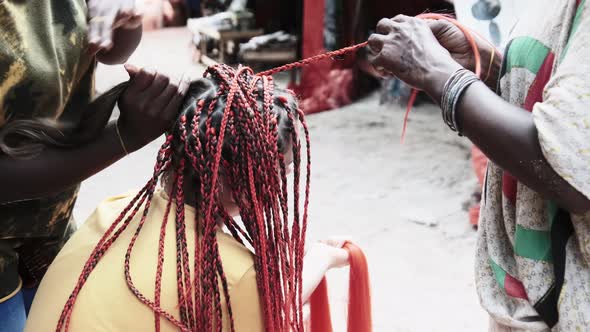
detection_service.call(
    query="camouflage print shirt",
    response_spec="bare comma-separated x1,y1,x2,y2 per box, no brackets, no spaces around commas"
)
0,0,95,300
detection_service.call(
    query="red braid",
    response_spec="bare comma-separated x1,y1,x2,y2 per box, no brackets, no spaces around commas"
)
56,64,312,332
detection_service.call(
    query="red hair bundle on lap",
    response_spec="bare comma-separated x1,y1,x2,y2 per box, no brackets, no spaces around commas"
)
309,242,372,332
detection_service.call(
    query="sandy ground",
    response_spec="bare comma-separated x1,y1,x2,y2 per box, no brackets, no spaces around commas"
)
74,28,488,331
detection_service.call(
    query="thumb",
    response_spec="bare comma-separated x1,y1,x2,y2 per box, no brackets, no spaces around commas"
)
426,19,455,38
124,64,140,77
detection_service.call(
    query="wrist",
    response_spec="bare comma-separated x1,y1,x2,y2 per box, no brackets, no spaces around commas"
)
424,60,463,104
105,122,129,158
116,119,143,153
114,121,130,155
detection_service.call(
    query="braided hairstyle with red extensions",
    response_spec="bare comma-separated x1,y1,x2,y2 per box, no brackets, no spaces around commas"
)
55,64,311,332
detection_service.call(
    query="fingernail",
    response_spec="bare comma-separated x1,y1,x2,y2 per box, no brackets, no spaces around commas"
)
124,63,133,70
124,64,139,75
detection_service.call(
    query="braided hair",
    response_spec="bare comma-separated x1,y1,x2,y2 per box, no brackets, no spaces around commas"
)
55,64,311,332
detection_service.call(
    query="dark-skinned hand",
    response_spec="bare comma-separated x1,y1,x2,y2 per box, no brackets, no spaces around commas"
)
87,0,142,54
117,65,189,152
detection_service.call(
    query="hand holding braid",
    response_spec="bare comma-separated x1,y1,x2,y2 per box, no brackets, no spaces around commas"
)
117,65,190,152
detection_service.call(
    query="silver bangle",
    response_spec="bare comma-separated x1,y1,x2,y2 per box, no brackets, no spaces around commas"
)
441,68,479,135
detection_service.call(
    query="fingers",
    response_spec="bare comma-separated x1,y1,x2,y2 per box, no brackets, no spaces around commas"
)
87,17,103,54
367,45,390,70
124,14,143,29
127,68,157,93
140,72,170,103
376,14,413,34
87,0,140,53
98,14,117,51
124,64,140,77
391,14,414,23
426,19,454,37
160,87,187,122
120,0,135,13
88,5,116,53
319,236,352,248
367,33,386,54
150,78,188,120
376,18,395,34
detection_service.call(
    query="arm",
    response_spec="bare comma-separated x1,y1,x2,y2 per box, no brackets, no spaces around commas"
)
368,15,590,214
87,0,143,64
96,25,142,65
301,242,349,303
428,73,590,214
0,122,125,203
0,67,187,204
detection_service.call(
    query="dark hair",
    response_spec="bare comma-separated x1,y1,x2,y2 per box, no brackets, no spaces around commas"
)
55,64,312,332
0,82,125,159
170,74,297,170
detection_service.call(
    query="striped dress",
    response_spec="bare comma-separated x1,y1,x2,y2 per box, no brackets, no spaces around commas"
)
476,0,590,330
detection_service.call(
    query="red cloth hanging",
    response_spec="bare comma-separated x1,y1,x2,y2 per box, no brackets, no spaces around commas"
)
292,0,356,114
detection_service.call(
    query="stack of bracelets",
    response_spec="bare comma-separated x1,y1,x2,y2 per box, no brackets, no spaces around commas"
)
440,68,480,136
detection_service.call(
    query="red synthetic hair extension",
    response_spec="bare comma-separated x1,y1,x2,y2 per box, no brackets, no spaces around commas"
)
309,278,333,332
309,242,372,332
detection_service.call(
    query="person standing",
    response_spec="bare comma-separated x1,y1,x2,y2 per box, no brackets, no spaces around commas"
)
369,0,590,329
0,1,187,331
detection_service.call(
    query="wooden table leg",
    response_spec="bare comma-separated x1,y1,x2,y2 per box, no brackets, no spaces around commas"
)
199,33,207,64
219,37,226,64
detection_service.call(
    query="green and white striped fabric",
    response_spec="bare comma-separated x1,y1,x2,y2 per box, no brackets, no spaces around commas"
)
476,0,590,330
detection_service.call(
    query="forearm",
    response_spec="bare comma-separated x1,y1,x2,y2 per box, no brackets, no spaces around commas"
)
97,25,142,65
0,122,126,203
301,250,332,304
455,81,590,213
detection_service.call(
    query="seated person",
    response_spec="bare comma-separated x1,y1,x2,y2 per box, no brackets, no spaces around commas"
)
24,65,349,331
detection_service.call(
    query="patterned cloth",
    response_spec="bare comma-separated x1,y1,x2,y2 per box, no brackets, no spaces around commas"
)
0,0,94,301
476,0,590,330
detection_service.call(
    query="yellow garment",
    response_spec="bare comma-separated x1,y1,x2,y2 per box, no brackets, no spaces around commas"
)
25,190,263,332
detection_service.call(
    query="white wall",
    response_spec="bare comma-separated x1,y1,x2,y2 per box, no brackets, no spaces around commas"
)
453,0,531,51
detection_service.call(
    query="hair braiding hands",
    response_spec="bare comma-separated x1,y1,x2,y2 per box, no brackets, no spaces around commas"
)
306,236,352,269
368,15,462,101
426,19,499,85
87,0,142,54
116,65,190,153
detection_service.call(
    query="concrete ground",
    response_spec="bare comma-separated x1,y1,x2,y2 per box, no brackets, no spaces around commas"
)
74,28,488,331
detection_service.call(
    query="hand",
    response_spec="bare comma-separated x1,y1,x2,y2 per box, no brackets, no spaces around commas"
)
87,0,142,54
309,236,351,269
427,19,498,76
117,65,189,152
368,15,462,98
